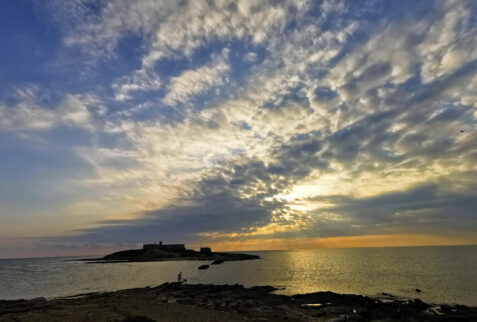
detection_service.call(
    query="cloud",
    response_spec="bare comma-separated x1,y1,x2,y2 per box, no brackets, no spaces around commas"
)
140,0,304,67
5,1,477,255
417,1,477,83
49,0,308,65
50,159,286,244
243,52,258,63
112,69,161,101
67,1,476,244
162,49,230,106
307,177,477,236
0,88,93,132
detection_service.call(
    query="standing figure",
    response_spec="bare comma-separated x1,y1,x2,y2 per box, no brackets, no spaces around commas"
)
178,271,182,283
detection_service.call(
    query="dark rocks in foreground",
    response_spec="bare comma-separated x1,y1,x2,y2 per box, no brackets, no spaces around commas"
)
84,248,259,263
1,283,476,321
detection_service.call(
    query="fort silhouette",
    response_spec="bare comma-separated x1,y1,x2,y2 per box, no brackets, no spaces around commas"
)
142,241,211,254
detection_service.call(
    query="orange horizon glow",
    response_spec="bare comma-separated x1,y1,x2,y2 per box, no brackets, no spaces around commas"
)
198,233,477,252
2,233,476,259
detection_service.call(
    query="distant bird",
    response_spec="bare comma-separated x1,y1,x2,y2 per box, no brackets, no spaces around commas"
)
415,288,422,293
460,130,465,133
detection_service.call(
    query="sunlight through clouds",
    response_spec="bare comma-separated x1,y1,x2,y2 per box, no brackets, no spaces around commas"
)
1,0,476,256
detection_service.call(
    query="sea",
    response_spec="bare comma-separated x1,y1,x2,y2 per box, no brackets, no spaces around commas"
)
1,246,476,306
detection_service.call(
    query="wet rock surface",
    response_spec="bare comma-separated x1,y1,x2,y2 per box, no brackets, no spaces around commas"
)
1,283,476,321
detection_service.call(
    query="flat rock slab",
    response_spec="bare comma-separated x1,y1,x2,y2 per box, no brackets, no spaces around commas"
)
1,283,476,321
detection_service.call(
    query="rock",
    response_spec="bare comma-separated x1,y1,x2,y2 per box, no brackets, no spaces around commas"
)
222,297,235,303
415,288,422,293
4,283,477,321
408,298,429,311
206,301,215,309
248,307,265,316
177,298,193,304
286,310,306,319
95,246,260,263
31,297,46,302
198,264,209,270
123,315,155,322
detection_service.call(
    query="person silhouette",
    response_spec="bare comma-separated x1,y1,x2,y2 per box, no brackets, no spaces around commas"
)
178,271,182,283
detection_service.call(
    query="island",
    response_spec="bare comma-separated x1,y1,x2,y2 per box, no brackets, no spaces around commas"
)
83,241,260,263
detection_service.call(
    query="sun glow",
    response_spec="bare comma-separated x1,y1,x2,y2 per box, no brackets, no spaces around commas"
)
204,233,477,252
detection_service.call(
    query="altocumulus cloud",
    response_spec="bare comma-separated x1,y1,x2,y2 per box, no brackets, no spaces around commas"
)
1,0,477,255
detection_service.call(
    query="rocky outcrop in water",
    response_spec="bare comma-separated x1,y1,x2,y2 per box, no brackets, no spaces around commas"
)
84,248,259,263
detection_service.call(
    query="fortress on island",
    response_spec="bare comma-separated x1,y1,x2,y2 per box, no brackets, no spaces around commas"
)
143,241,211,254
95,241,257,262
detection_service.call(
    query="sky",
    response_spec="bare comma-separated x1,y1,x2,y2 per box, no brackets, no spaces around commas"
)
1,0,477,258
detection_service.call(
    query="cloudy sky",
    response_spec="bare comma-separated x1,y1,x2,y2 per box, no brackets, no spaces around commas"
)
1,0,477,258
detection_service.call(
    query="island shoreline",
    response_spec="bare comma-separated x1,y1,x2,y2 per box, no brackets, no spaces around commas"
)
85,243,261,264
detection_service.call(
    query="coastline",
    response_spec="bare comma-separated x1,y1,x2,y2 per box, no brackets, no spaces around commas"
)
1,283,476,321
81,255,259,264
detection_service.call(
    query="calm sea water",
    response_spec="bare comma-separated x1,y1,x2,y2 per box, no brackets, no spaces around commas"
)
1,246,476,306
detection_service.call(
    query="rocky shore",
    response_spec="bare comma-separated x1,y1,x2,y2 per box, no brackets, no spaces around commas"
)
1,283,476,321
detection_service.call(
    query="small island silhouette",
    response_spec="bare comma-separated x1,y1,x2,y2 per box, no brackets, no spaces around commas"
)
84,241,260,263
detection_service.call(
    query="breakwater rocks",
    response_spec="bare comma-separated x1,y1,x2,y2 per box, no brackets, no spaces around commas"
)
1,283,476,321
